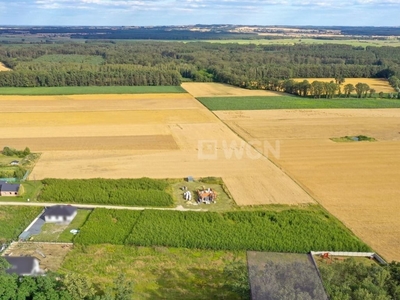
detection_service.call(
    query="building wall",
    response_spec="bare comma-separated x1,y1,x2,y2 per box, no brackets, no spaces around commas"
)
0,191,18,196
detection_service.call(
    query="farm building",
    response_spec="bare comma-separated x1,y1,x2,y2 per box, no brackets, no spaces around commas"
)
10,160,19,166
0,181,20,196
43,205,77,224
4,256,42,276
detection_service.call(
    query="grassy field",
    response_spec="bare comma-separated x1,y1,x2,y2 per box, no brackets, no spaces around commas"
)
33,54,104,65
61,244,247,300
198,96,400,110
32,209,92,242
0,86,186,95
0,206,43,242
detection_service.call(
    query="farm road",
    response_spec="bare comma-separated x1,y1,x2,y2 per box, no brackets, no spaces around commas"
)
0,201,206,211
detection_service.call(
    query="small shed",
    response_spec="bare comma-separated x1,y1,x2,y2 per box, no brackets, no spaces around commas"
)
10,160,19,166
186,176,194,182
43,205,77,224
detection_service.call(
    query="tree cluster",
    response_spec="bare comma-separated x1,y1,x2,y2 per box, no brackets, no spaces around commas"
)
319,259,400,300
0,261,134,300
1,146,30,158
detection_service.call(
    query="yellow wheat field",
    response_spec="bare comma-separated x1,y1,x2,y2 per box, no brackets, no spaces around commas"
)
181,82,283,97
216,109,400,262
0,93,314,206
294,78,395,93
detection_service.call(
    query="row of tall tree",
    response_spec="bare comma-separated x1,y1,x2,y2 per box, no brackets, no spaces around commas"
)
233,77,388,99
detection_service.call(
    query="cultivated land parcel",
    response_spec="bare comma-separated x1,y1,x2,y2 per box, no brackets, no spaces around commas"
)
0,92,313,206
216,108,400,262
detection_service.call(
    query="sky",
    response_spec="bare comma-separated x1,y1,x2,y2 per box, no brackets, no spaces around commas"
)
0,0,399,26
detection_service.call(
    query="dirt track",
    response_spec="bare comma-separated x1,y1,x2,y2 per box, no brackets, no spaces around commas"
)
217,109,400,262
0,94,314,206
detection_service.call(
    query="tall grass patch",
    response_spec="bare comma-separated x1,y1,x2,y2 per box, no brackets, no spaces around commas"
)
39,178,173,207
74,209,142,245
0,206,43,242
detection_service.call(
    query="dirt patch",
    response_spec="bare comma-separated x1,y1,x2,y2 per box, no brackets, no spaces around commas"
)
0,63,11,72
2,242,73,272
294,78,395,93
181,82,283,97
216,109,400,262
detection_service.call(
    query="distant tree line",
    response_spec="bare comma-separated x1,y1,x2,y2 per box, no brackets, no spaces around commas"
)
0,42,399,88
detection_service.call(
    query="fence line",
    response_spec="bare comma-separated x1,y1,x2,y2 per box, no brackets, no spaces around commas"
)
310,251,387,265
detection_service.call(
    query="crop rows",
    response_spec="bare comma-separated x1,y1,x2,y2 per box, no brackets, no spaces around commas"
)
0,206,43,242
74,209,142,244
39,178,173,207
76,209,370,252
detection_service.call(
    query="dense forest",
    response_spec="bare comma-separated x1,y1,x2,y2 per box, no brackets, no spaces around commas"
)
0,42,399,89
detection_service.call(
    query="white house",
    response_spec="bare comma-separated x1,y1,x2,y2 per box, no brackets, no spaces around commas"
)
42,205,77,224
5,256,42,276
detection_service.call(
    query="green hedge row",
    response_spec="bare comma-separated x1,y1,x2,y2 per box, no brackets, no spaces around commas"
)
76,209,370,253
39,178,173,207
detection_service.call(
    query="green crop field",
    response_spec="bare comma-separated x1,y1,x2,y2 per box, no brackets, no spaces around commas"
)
197,96,400,110
33,54,104,65
75,208,370,253
0,206,42,242
39,178,174,207
0,86,186,95
62,245,247,300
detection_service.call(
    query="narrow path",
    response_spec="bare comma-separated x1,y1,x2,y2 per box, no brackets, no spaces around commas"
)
0,201,207,211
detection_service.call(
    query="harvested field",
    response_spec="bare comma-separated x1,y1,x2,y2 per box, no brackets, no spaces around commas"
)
2,242,73,272
0,63,11,71
294,78,395,93
181,82,283,97
0,93,314,206
0,135,178,151
216,109,400,262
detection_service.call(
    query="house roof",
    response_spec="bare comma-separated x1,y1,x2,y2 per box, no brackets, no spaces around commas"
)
0,182,20,193
4,256,38,275
42,205,77,217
